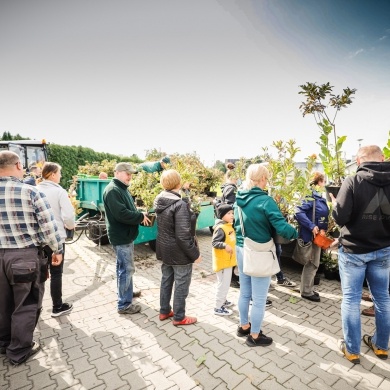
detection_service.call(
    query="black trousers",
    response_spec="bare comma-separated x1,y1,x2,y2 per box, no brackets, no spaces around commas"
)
44,243,66,308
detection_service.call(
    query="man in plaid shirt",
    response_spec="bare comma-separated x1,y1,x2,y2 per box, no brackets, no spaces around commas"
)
0,151,63,366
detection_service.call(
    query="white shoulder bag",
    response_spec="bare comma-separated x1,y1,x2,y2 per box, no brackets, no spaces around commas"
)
237,206,280,277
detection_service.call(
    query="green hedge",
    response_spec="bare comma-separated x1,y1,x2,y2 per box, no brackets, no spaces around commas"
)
47,143,142,189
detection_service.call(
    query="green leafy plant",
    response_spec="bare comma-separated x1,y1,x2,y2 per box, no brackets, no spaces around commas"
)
383,131,390,161
130,171,162,212
321,250,338,271
299,82,357,185
260,139,317,227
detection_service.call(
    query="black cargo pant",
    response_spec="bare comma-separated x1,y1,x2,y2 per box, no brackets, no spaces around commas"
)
44,243,65,308
0,247,47,361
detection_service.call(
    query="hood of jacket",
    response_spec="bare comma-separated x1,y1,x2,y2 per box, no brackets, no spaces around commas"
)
357,162,390,187
221,183,237,191
154,190,182,214
235,186,268,207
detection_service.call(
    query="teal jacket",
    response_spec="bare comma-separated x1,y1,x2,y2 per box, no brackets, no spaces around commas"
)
234,187,298,248
139,161,163,173
103,178,144,246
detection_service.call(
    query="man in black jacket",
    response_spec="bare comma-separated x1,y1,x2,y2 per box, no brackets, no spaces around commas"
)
103,163,150,315
331,145,390,364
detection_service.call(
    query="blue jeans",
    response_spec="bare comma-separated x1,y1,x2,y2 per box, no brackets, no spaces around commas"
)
160,263,193,322
236,246,271,334
275,244,284,281
338,245,390,354
113,243,135,310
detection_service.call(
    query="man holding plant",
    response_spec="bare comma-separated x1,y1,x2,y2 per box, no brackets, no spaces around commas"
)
103,163,151,315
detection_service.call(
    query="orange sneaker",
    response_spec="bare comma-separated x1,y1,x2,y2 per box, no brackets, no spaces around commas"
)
172,316,197,326
159,311,174,321
338,340,360,364
363,334,388,360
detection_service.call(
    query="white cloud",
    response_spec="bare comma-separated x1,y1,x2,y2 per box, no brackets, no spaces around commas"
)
347,48,364,59
379,35,387,41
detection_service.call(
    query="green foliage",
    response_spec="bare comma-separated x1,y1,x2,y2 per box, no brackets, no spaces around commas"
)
317,119,346,181
383,131,390,161
228,157,256,181
1,132,29,141
47,143,141,189
260,139,317,226
321,250,338,271
130,171,163,212
78,160,118,177
299,82,357,185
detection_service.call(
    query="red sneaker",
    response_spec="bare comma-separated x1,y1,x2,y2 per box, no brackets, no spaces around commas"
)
159,311,174,321
172,316,197,326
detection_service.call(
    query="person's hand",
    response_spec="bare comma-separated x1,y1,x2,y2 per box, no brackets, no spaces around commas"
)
329,193,337,208
225,244,233,254
52,253,63,266
312,226,319,235
330,238,339,248
142,213,151,226
194,255,202,264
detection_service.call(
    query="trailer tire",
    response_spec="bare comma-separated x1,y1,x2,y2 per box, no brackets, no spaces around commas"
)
148,240,156,252
87,223,110,245
209,226,214,234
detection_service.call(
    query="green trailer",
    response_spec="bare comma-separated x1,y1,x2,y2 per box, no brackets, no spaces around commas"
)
76,176,215,249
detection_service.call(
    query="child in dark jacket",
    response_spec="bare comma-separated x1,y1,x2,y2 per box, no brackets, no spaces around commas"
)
212,203,237,315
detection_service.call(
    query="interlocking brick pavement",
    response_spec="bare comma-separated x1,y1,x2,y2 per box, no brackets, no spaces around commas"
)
1,228,389,389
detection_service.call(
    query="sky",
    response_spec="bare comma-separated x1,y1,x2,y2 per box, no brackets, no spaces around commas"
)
1,0,389,166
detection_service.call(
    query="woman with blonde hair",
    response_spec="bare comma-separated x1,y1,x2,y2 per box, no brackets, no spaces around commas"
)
37,162,75,317
234,164,298,347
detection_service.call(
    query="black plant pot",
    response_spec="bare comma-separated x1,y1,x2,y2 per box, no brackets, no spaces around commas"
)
325,185,341,202
314,275,321,285
324,268,340,281
330,229,340,239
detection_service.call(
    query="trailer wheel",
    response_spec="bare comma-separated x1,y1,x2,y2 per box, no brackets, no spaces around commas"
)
87,223,110,245
148,240,156,252
209,226,214,234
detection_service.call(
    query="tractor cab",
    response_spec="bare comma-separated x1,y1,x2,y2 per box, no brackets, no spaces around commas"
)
0,139,48,171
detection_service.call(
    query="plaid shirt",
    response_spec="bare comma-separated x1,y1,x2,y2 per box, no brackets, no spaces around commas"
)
0,176,63,252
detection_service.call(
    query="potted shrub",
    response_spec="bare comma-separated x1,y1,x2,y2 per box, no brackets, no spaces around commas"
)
130,170,162,225
321,250,340,280
298,82,357,198
260,139,317,243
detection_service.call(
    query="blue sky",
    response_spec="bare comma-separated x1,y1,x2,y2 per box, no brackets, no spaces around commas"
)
0,0,389,166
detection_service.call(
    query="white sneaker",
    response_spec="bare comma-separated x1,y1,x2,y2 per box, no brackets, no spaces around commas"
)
214,306,233,316
224,300,234,307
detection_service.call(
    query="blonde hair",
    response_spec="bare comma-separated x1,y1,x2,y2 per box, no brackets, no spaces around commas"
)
357,145,384,163
160,169,181,191
42,162,61,180
243,164,269,190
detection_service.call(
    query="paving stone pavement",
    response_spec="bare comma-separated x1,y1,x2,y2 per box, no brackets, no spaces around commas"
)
1,228,389,389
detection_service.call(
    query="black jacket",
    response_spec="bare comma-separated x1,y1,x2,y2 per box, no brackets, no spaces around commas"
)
333,162,390,253
220,183,237,204
154,190,199,265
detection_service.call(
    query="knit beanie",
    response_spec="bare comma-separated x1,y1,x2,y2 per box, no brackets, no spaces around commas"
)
216,203,233,219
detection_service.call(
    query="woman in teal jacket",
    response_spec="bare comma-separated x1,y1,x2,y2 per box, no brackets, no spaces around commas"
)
234,164,298,347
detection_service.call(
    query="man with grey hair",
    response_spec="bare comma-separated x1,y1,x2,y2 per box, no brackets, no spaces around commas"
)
330,145,390,364
0,151,63,365
103,162,151,315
